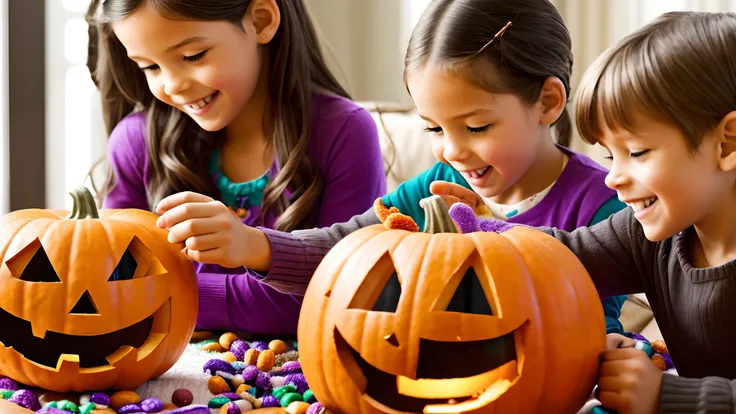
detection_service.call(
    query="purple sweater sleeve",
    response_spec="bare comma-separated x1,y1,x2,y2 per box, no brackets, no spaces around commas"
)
198,103,386,330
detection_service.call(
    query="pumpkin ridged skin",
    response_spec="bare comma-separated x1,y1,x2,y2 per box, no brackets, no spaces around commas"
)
0,205,198,392
297,225,605,414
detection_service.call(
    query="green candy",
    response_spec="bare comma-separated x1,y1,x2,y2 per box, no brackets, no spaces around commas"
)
272,384,297,400
79,402,96,414
302,389,315,403
0,390,14,399
57,400,79,412
208,396,232,409
279,392,303,407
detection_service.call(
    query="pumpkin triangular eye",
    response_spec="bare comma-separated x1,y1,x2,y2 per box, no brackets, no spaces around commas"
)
9,241,61,283
108,249,138,282
445,267,493,316
372,271,401,313
348,253,402,313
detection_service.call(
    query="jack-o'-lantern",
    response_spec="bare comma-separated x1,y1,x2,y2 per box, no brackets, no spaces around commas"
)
298,196,605,413
0,187,198,392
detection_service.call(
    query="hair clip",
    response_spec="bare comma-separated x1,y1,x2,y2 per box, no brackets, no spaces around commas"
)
472,21,513,58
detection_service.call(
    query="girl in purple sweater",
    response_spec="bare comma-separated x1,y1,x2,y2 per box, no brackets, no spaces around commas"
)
86,0,385,335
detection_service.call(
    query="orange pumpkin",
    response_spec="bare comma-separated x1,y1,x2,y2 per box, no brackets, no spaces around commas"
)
298,196,605,413
0,187,198,391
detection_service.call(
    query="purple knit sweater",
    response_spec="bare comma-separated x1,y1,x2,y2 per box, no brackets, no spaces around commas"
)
102,93,386,335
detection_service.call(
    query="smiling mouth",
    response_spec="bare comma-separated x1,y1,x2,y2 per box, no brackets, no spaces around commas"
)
186,92,218,111
461,167,491,181
0,299,170,369
336,328,518,413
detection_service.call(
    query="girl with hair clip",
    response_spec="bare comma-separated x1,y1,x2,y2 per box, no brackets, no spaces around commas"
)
448,10,736,414
159,0,630,339
86,0,386,335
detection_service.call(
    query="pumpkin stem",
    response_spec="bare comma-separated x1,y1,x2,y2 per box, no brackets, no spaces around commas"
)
419,195,458,234
68,186,100,219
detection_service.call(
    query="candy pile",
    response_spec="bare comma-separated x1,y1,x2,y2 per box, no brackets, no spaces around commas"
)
198,333,324,413
0,381,203,413
0,332,326,414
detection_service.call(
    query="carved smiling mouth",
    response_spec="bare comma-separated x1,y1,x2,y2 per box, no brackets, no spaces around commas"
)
335,328,519,413
0,298,170,369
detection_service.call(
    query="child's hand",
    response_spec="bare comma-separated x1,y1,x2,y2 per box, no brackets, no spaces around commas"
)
155,191,254,268
597,347,663,414
606,333,637,350
429,181,480,209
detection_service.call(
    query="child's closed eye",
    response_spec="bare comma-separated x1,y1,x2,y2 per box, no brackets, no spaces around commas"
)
424,126,443,134
467,124,492,134
184,50,208,63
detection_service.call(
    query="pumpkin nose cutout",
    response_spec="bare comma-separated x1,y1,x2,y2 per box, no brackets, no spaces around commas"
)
70,291,99,315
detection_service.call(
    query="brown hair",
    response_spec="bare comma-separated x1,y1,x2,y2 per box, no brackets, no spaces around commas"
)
86,0,350,231
404,0,574,147
576,11,736,149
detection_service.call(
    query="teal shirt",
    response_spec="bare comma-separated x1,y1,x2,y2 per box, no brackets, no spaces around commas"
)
382,161,627,334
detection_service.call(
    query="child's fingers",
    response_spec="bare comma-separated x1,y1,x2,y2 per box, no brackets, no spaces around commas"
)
155,191,213,215
429,181,479,207
157,201,217,229
605,333,636,350
167,218,220,244
185,233,224,252
601,347,640,361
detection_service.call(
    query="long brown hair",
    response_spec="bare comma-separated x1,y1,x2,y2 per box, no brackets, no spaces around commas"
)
404,0,574,147
86,0,350,231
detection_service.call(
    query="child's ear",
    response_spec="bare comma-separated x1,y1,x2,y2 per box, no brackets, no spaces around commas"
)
246,0,280,45
538,77,567,126
716,110,736,172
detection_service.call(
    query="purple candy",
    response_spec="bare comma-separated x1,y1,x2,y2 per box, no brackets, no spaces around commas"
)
628,332,649,342
0,377,18,391
204,359,236,376
256,371,272,391
221,402,241,414
90,392,110,406
285,373,309,394
660,353,675,370
119,403,143,414
242,365,259,381
9,389,40,411
35,409,73,414
230,340,249,360
306,402,325,414
164,405,210,414
141,398,164,413
249,341,268,352
268,369,285,377
260,394,280,408
281,361,302,373
218,392,242,401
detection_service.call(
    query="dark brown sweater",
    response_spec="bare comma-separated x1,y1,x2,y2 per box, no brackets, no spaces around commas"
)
259,207,736,412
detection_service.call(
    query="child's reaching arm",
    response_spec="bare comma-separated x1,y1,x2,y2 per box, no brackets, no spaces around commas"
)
449,202,647,299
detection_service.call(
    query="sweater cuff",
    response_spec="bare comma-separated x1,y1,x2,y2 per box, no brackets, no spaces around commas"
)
195,273,231,330
256,228,331,295
659,374,732,413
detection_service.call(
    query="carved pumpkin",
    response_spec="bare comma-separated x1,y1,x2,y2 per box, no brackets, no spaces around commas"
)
298,196,605,413
0,187,198,392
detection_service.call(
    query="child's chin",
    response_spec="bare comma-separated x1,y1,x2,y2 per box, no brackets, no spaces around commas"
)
641,224,673,243
192,117,227,132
